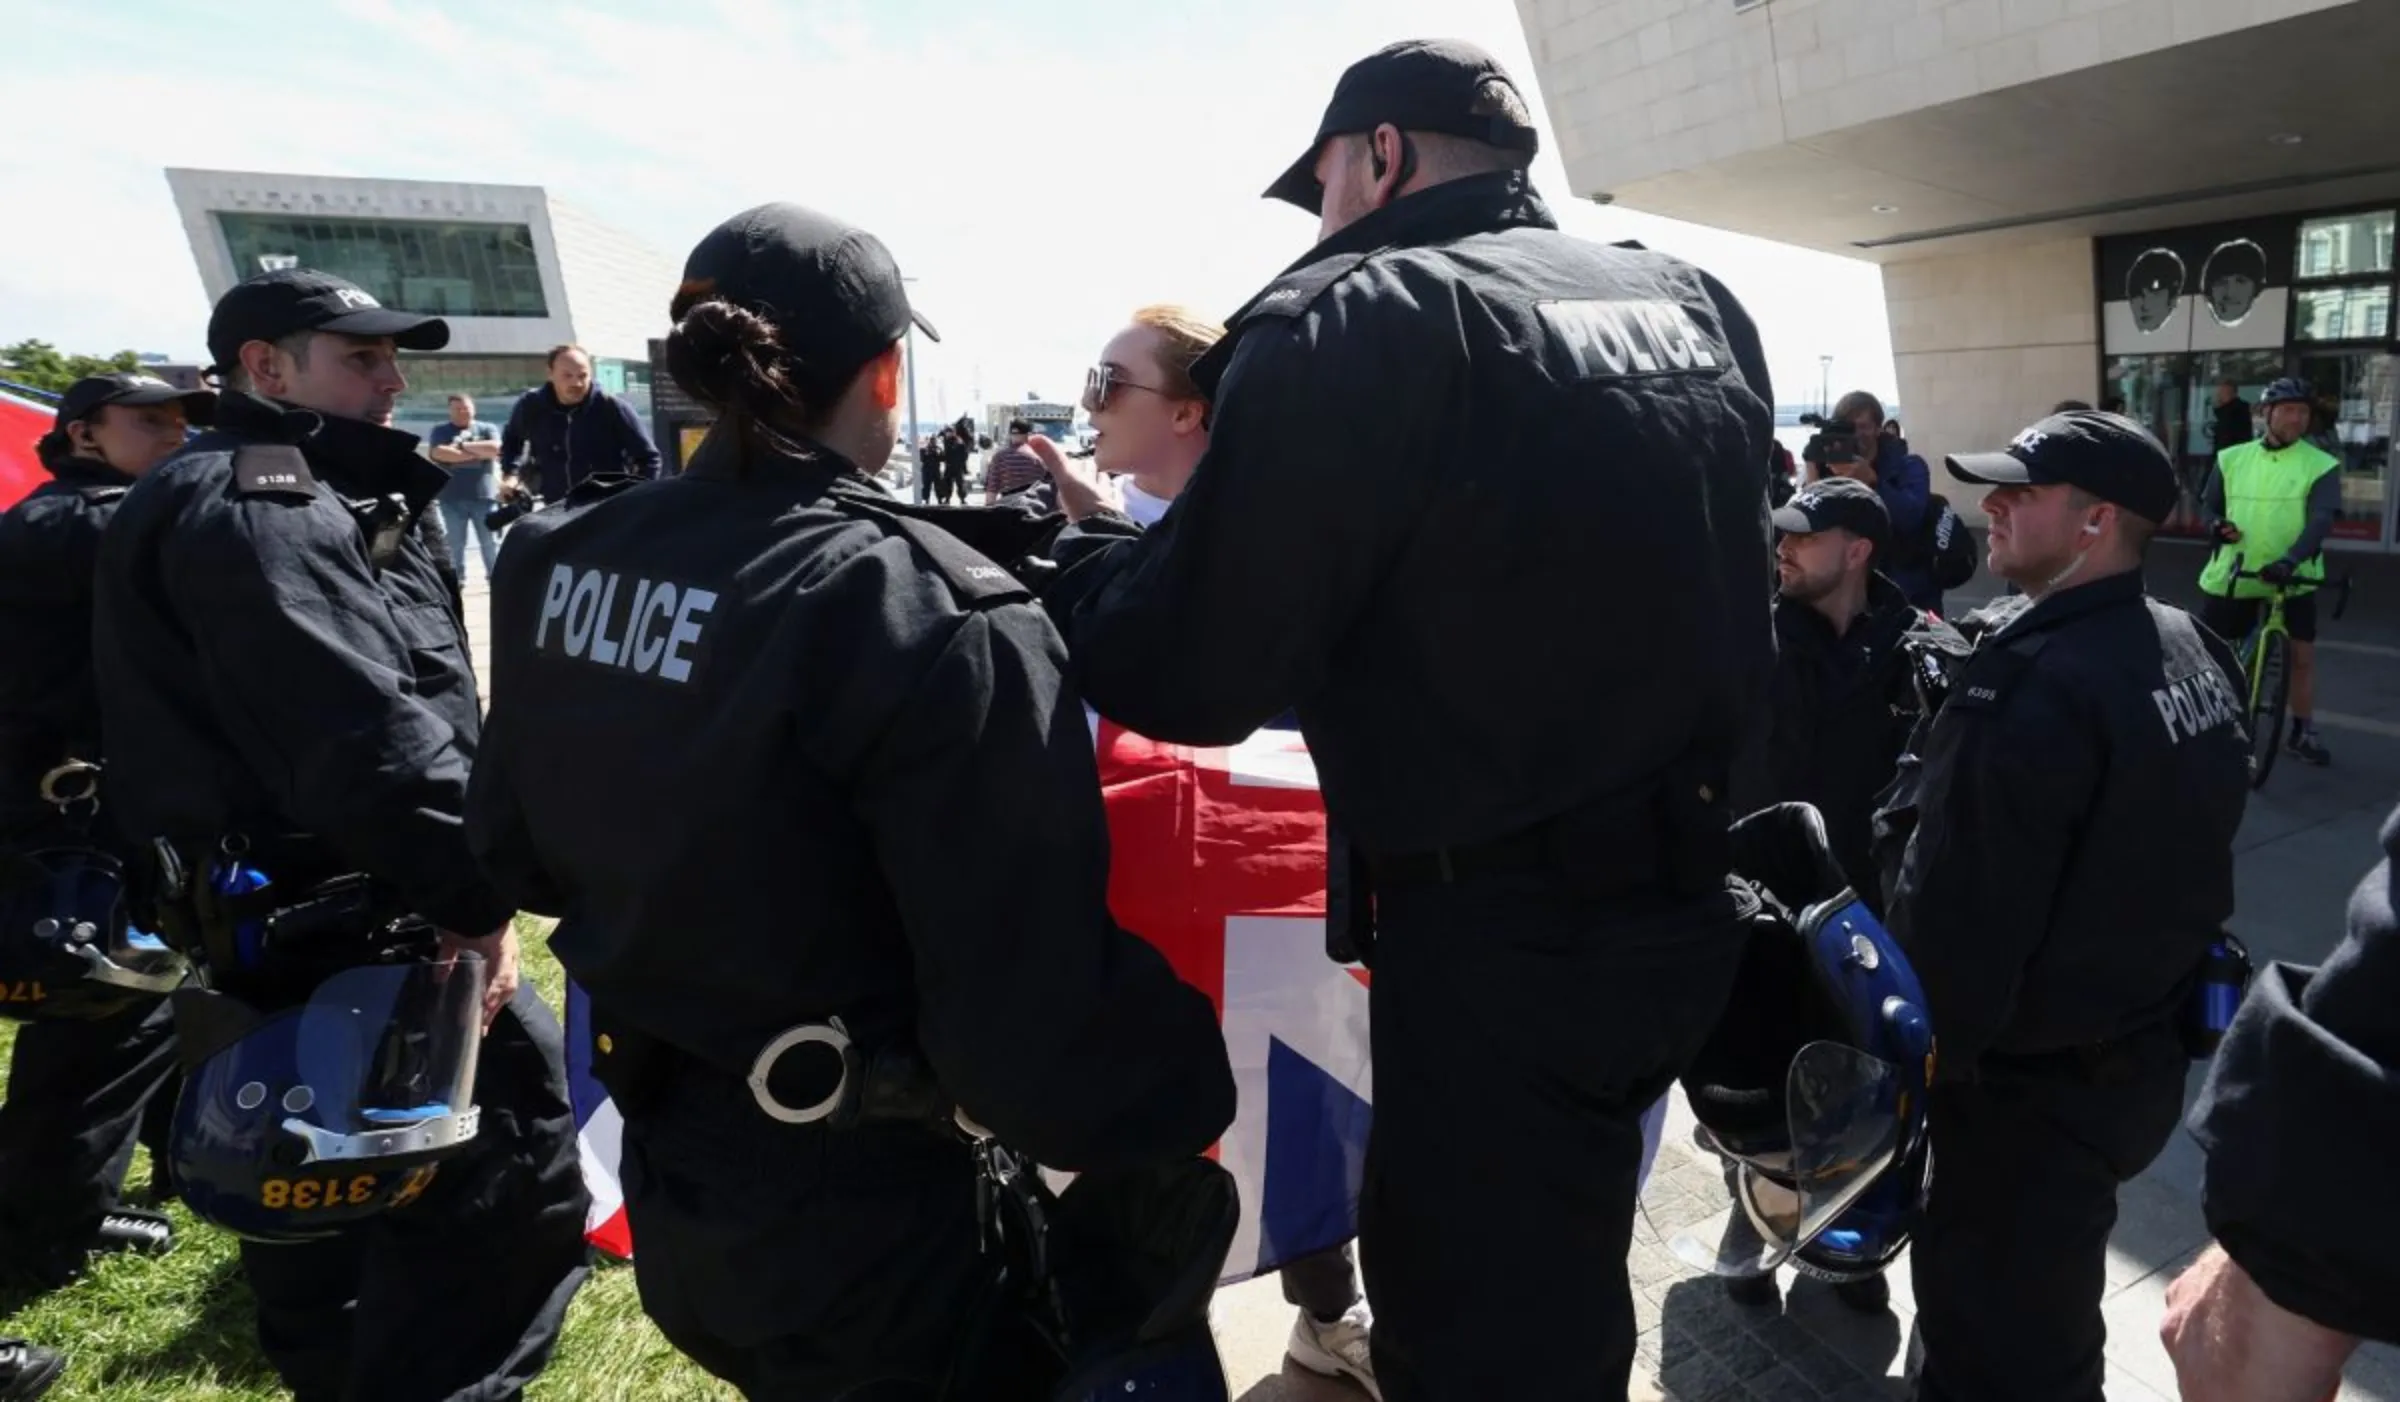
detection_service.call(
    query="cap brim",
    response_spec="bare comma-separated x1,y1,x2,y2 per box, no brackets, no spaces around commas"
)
112,385,218,425
1769,505,1821,534
910,307,941,344
318,307,451,351
1945,451,2032,487
1263,146,1325,215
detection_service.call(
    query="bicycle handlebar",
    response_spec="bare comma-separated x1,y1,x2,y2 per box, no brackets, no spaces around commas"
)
2223,553,2356,622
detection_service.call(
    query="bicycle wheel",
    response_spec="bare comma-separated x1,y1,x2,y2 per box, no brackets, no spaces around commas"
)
2248,630,2290,790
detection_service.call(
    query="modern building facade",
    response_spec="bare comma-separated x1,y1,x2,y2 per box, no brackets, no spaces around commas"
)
165,169,678,442
1514,0,2400,541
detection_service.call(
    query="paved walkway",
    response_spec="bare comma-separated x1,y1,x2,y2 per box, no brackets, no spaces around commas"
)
458,555,2400,1400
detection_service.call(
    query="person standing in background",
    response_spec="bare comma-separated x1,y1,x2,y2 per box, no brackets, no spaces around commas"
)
2209,379,2254,451
426,393,503,577
1076,302,1380,1394
500,344,662,504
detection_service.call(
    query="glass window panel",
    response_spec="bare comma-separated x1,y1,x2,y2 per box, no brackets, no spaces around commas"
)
2295,284,2393,342
213,213,550,317
2295,211,2395,280
2292,352,2396,542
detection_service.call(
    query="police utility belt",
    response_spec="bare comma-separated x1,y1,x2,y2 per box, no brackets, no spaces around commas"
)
149,835,425,977
1363,755,1734,898
587,1003,953,1134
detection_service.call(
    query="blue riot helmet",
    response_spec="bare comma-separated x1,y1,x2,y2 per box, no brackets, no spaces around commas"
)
0,842,188,1021
168,957,487,1242
1661,803,1934,1283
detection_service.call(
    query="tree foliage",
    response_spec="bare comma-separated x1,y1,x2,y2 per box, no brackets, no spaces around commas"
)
0,339,144,394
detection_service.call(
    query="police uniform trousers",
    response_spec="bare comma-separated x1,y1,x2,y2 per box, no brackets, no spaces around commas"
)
1910,1025,2187,1402
617,1061,1012,1402
0,995,178,1284
1359,871,1750,1402
239,984,591,1402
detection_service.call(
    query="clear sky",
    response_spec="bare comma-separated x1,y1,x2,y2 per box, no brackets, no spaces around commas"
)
0,0,1898,420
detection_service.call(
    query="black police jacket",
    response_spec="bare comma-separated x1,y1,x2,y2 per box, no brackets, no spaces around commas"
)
1736,573,1957,910
1045,171,1777,857
90,392,511,937
1876,570,2249,1078
464,431,1234,1174
0,458,133,842
2189,800,2400,1344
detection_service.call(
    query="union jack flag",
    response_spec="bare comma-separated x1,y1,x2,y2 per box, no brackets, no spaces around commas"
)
563,718,1665,1279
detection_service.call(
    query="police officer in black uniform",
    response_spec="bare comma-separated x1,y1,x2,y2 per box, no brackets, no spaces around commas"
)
0,375,210,1289
90,269,591,1401
1031,39,1775,1401
1879,410,2250,1401
1741,477,1964,920
465,203,1234,1401
2162,805,2400,1398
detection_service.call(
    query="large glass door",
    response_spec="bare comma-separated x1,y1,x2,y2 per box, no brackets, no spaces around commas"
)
2292,351,2397,543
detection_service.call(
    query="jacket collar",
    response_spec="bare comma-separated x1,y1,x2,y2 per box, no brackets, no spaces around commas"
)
1991,566,2146,642
216,391,446,510
681,422,876,494
44,455,135,491
1776,570,1914,650
1281,170,1557,276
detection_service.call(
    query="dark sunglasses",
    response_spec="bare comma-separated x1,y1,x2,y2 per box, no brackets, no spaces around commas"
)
1082,364,1171,414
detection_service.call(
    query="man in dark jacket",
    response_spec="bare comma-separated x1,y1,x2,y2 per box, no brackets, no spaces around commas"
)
1742,477,1960,915
92,269,590,1400
499,344,662,503
0,374,209,1292
2164,801,2400,1398
2209,378,2254,450
1035,40,1773,1401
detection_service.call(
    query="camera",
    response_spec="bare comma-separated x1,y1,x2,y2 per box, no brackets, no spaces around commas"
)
1799,412,1863,469
486,488,541,532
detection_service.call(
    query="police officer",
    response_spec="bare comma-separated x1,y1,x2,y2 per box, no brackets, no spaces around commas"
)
464,202,1235,1400
89,269,591,1400
1881,410,2251,1401
1032,39,1775,1400
0,374,210,1287
1744,477,1962,921
1725,475,1961,1315
2161,803,2400,1399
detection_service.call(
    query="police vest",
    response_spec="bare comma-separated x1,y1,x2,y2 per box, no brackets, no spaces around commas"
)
2200,438,2340,599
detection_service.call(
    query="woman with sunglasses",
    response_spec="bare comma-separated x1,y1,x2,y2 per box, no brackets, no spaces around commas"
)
1072,304,1390,1397
1080,306,1220,525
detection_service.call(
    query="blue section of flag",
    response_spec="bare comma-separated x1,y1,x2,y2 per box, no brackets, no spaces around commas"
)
563,980,604,1132
1257,1035,1373,1273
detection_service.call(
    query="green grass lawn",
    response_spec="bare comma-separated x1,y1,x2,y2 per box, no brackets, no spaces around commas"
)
0,919,738,1401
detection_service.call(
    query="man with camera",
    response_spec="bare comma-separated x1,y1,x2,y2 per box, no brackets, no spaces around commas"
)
1806,391,1950,612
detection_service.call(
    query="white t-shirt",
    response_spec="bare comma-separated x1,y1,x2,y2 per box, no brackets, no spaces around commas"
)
1118,478,1175,527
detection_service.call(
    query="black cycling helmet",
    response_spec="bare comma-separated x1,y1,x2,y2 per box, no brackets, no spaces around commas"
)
2262,377,2314,407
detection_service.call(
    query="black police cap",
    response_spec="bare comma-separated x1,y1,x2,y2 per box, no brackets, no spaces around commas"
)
55,372,216,429
679,203,939,387
206,268,449,374
1946,410,2179,525
1771,476,1890,549
1264,39,1541,215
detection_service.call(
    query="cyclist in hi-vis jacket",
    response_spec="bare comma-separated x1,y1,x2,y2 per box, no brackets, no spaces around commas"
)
2198,376,2341,767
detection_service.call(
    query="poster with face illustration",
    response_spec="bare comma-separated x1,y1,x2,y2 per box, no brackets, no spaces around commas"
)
2100,219,2293,354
